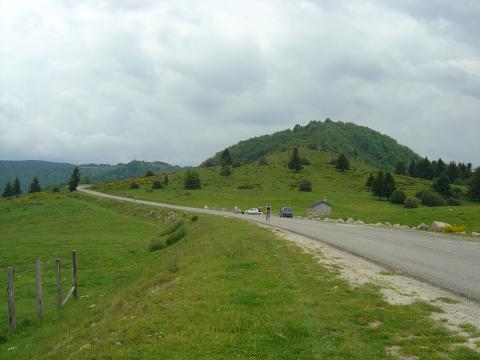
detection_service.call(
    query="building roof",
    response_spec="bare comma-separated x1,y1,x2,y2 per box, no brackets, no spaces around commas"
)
309,199,333,208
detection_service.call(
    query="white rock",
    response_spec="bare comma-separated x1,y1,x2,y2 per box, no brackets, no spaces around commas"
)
393,224,401,229
385,222,392,227
354,220,365,225
346,218,355,224
471,232,480,237
337,218,345,224
431,221,451,232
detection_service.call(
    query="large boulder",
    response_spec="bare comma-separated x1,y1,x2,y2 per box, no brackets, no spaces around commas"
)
431,221,451,232
472,232,480,237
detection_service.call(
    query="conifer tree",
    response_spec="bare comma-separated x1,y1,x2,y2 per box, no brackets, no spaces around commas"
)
435,158,446,177
335,153,350,172
432,173,451,197
163,175,169,186
366,174,375,190
383,172,396,200
28,177,42,193
372,171,385,200
468,168,480,201
288,147,303,172
68,167,81,192
2,181,14,198
395,161,406,175
220,149,233,176
13,177,21,196
446,162,460,183
408,160,417,177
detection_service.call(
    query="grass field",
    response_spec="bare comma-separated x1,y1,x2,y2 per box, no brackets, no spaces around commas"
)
1,192,479,358
94,149,480,233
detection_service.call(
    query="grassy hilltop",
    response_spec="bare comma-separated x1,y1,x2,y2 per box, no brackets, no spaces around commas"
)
1,192,479,359
95,148,480,233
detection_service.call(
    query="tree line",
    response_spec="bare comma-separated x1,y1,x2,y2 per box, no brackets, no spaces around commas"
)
2,167,82,199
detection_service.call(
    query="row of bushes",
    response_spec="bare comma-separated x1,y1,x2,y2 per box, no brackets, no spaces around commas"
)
389,188,462,208
148,216,198,252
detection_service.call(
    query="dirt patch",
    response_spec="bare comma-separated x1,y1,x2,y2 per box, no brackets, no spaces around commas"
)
265,226,480,352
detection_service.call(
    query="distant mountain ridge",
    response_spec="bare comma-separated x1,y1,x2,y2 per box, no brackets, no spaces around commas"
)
0,160,181,193
204,119,420,170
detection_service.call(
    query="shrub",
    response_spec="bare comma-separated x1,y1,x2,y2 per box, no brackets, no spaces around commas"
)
298,179,312,192
421,191,445,207
148,240,166,252
160,220,184,236
258,157,268,166
415,189,428,199
129,182,140,189
300,158,311,165
191,215,199,222
184,169,201,189
390,190,407,204
404,197,418,208
451,187,463,199
145,170,155,177
152,180,163,189
220,165,232,176
446,197,461,206
166,226,187,246
52,187,60,193
442,225,466,233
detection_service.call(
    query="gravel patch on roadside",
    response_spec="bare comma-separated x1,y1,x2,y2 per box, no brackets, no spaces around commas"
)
266,226,480,352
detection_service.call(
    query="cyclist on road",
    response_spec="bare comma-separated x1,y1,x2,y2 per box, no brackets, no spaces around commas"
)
265,204,272,221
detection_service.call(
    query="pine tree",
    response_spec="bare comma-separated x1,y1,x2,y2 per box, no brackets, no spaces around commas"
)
28,177,42,193
383,172,396,200
163,175,169,186
435,158,446,177
408,160,417,177
416,157,434,180
68,167,81,192
446,162,460,183
13,177,21,196
372,171,385,200
432,174,451,197
395,161,406,175
220,149,232,167
366,174,375,190
2,181,14,198
335,153,350,172
288,147,303,172
468,168,480,201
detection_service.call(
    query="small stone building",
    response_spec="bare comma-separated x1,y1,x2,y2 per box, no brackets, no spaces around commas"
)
308,198,332,217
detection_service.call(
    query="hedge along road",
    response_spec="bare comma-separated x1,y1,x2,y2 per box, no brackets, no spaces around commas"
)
78,186,480,302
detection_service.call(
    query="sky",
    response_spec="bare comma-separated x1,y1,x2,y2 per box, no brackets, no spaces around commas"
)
1,0,479,166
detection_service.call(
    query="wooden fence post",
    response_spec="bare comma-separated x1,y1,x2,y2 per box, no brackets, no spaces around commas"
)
72,250,78,299
35,260,43,319
7,267,16,331
56,259,62,309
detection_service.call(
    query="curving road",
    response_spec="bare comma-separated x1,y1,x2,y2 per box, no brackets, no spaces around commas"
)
79,186,480,302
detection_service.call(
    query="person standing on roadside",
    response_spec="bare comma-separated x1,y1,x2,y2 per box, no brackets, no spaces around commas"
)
265,204,272,221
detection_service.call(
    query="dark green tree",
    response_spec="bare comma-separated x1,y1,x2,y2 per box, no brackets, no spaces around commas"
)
288,147,303,172
220,149,232,167
28,177,42,193
395,161,406,175
416,157,434,180
435,158,446,177
145,170,155,177
446,162,460,183
383,172,396,200
298,178,312,192
366,174,375,190
468,168,480,201
335,153,350,172
68,167,81,192
2,181,14,198
408,160,417,177
372,171,385,200
432,174,451,197
184,169,201,189
163,175,169,186
390,189,406,204
152,180,163,189
13,177,21,196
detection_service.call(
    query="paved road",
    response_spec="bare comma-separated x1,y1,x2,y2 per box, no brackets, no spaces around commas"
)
79,186,480,301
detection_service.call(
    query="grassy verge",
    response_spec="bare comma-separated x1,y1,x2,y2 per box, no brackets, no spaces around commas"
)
0,192,478,359
93,149,480,232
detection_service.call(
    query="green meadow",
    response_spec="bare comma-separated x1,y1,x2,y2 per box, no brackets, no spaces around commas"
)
94,149,480,233
1,192,479,358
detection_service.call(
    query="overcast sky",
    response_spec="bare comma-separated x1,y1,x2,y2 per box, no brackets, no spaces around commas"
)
1,0,479,166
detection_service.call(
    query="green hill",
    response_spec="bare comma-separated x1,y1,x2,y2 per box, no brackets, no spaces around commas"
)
95,149,480,232
0,160,182,193
204,119,420,170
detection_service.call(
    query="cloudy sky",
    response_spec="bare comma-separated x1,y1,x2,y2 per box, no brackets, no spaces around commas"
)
1,0,479,166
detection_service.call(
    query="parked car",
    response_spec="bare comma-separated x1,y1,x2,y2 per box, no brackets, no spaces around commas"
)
279,207,293,218
245,208,262,215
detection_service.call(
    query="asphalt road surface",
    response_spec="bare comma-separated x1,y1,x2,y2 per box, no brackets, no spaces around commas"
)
79,186,480,302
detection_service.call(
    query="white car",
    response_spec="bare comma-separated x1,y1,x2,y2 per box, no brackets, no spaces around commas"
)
245,208,262,215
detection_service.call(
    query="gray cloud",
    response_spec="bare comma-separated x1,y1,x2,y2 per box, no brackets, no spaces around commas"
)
0,0,479,166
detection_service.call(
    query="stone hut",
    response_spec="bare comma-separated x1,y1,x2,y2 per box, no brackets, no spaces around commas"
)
308,198,332,217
